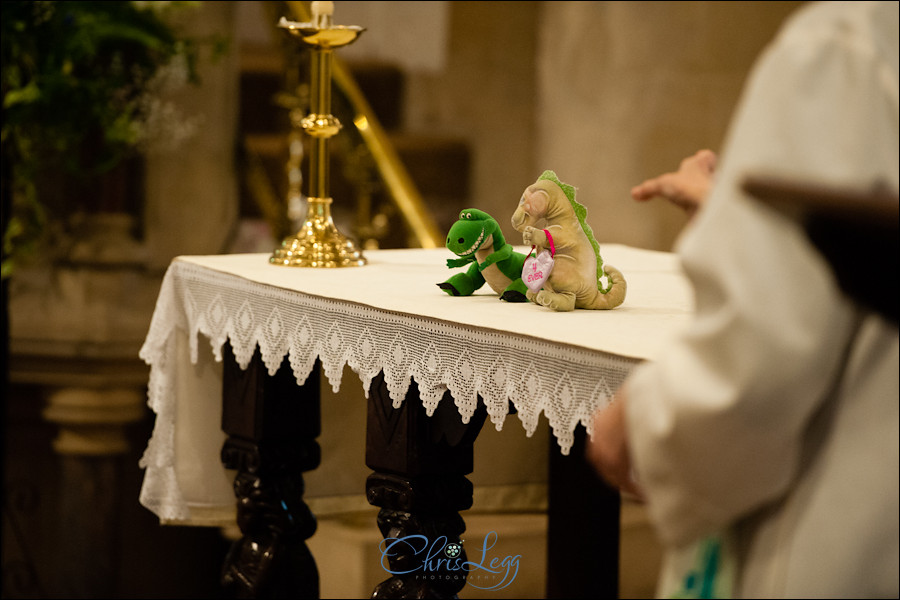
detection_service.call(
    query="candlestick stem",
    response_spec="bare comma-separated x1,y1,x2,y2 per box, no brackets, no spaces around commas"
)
270,10,366,268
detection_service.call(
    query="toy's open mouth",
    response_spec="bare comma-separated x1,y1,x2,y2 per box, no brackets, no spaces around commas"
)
459,227,485,257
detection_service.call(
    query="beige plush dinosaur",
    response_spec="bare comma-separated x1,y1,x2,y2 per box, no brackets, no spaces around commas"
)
511,170,626,311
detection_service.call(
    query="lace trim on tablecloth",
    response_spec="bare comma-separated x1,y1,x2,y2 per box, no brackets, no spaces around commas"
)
138,260,639,520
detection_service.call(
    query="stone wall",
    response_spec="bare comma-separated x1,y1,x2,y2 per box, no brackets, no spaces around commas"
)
402,1,805,251
534,1,806,251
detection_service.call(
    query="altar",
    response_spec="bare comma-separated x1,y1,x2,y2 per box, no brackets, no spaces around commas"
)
137,244,693,597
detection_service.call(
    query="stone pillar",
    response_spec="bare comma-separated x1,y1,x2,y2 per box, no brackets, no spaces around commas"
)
43,388,145,456
41,387,145,598
143,1,240,270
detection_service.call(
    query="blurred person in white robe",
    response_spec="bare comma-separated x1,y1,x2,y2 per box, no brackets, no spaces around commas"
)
588,1,899,597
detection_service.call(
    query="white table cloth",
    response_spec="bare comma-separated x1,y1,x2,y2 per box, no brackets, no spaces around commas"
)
138,245,693,523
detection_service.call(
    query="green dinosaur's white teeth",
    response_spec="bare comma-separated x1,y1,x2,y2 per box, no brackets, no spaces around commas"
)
462,228,485,256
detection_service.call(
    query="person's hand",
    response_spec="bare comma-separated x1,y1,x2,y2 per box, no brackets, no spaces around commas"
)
586,391,645,501
631,149,717,218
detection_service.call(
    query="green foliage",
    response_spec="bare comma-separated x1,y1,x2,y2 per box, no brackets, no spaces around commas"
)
1,0,225,277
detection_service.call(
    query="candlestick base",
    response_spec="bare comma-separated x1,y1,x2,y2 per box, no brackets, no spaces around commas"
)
270,197,366,268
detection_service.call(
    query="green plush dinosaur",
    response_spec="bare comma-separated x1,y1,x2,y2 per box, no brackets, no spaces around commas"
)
438,208,529,302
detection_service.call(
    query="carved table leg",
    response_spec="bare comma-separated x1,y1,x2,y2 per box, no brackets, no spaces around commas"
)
365,373,487,599
220,342,321,599
547,426,620,598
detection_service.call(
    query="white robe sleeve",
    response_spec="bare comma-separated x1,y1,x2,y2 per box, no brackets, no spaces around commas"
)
624,1,900,549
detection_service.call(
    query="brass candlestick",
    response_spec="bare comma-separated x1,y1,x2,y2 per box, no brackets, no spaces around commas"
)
270,1,366,267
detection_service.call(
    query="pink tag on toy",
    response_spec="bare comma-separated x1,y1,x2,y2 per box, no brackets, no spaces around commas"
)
523,249,554,293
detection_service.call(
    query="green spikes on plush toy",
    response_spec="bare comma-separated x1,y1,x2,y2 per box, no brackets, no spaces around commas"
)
438,208,529,302
511,170,627,311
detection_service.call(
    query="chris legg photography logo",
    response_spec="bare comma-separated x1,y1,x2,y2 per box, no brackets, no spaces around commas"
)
378,531,520,591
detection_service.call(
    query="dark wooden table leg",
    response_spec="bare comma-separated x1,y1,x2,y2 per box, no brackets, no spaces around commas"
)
365,373,487,599
546,426,620,599
219,342,321,599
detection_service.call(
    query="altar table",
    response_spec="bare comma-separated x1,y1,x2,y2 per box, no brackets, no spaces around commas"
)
138,245,693,597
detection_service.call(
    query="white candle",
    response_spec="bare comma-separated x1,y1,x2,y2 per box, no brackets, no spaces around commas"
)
312,1,334,29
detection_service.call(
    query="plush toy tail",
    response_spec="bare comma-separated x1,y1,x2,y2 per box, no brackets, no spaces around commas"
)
587,265,627,309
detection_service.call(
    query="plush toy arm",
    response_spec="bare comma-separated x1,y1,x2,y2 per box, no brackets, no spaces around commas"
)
478,245,513,271
521,226,547,248
523,225,584,249
447,256,475,268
